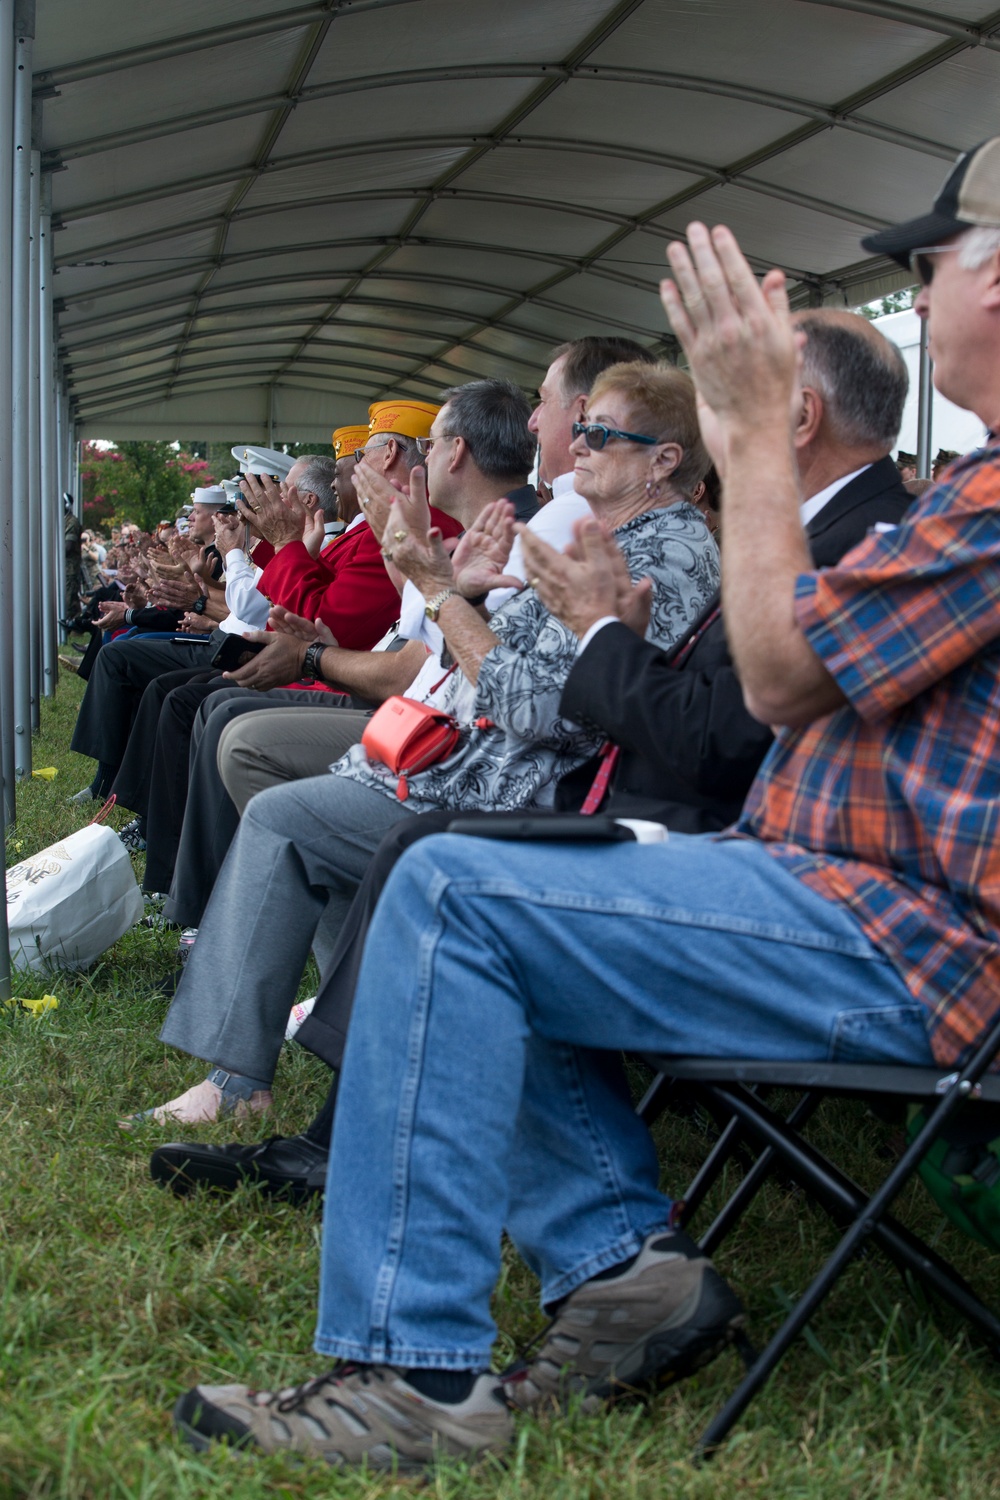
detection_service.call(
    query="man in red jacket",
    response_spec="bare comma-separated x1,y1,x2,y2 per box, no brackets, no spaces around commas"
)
247,400,451,649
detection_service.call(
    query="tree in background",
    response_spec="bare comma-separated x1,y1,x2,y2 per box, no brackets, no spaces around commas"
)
857,287,916,322
81,441,217,533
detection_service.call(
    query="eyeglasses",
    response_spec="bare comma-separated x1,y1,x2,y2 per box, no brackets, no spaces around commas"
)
571,422,657,452
907,243,961,286
353,439,390,464
415,433,456,457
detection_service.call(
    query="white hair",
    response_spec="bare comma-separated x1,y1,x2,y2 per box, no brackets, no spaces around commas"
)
958,226,1000,270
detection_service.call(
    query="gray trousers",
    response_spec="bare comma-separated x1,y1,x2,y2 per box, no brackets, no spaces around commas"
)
162,689,369,929
158,772,415,1081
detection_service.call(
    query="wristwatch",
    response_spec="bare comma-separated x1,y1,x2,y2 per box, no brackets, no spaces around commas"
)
424,587,458,622
192,596,206,615
301,640,326,682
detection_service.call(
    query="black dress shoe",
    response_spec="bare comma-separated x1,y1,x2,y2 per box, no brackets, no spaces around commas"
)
150,1133,329,1202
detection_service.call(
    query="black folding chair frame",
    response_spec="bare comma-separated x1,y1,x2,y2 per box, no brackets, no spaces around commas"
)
639,1010,1000,1455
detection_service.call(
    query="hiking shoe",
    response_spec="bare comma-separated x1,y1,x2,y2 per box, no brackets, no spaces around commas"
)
504,1229,745,1413
118,817,147,852
173,1363,512,1471
68,785,97,806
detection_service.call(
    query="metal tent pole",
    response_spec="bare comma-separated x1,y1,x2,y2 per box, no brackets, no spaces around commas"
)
0,0,16,821
10,0,33,779
28,140,41,728
916,315,933,480
39,177,57,697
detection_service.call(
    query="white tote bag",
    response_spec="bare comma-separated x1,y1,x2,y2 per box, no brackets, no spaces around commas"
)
6,823,144,971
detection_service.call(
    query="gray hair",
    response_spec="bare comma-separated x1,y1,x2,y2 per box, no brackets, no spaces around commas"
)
797,315,909,451
368,433,422,471
958,226,1000,270
438,378,535,481
295,455,339,519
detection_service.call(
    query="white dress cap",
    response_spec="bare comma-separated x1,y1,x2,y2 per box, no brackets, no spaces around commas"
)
190,485,228,506
230,444,294,479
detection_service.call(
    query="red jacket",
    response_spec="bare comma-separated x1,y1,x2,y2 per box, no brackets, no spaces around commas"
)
258,512,462,650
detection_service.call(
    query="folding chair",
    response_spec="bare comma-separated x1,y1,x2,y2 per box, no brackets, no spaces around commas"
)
637,1008,1000,1456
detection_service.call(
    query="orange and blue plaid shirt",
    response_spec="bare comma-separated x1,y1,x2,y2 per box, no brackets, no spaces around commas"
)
736,438,1000,1067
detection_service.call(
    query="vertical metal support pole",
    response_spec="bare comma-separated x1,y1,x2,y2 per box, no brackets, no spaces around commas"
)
73,434,81,520
28,139,41,728
0,0,16,820
10,0,34,778
916,315,933,480
39,178,57,697
55,376,67,623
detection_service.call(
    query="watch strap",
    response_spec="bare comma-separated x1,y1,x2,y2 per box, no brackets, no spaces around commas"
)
424,587,459,622
301,640,326,682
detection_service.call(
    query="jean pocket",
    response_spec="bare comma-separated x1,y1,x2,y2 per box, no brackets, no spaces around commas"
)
828,1004,933,1066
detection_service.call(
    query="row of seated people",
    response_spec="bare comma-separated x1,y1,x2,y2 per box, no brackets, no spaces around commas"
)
118,307,911,1147
73,141,1000,1469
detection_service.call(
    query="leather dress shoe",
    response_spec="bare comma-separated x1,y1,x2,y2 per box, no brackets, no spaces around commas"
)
150,1133,328,1202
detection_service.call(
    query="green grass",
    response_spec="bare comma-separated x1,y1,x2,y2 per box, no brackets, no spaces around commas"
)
3,675,1000,1498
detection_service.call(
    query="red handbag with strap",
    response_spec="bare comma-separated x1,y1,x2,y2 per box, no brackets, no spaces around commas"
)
361,696,462,801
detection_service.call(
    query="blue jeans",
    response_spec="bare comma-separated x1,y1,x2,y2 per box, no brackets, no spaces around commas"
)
315,832,932,1370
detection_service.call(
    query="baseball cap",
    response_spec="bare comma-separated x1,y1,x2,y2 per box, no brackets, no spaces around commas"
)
862,137,1000,269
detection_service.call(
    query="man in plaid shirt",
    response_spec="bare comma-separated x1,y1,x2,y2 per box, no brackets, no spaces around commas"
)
175,142,1000,1469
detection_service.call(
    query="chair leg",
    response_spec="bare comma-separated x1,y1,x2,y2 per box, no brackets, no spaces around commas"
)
697,1091,822,1255
693,1076,1000,1455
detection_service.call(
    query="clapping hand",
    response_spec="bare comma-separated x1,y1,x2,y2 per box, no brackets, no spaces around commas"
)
520,517,652,639
236,473,306,549
450,499,522,598
379,467,454,598
268,604,338,647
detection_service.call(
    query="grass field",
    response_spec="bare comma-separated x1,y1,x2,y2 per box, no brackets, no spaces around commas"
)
2,673,1000,1498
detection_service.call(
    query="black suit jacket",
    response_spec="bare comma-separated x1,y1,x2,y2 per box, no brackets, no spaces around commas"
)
557,458,913,832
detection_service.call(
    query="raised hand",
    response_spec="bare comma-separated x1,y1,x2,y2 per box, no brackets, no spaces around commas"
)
268,605,338,647
379,466,454,598
451,498,522,597
214,512,247,556
351,458,408,541
660,223,802,472
301,499,328,559
236,472,304,550
521,517,652,639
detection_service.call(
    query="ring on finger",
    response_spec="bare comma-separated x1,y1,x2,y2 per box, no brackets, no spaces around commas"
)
393,530,407,541
530,576,541,588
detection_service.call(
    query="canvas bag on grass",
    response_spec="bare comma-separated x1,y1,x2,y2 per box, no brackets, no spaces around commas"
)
6,824,143,971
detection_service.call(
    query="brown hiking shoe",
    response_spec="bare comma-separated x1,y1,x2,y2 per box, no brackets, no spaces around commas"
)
504,1230,745,1413
174,1363,512,1472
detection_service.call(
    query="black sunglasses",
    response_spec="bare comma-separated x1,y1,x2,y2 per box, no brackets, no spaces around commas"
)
571,422,657,452
907,244,961,286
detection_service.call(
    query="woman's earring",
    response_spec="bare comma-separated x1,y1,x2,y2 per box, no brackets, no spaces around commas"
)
645,477,663,499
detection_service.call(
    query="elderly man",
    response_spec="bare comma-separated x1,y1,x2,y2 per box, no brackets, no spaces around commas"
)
174,140,1000,1469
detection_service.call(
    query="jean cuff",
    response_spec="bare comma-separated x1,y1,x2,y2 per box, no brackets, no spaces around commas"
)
539,1218,673,1308
313,1335,492,1370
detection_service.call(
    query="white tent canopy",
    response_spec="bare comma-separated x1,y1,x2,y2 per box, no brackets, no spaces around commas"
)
35,0,1000,441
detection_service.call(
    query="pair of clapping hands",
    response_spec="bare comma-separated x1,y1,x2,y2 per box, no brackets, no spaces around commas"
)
234,473,329,558
355,459,653,641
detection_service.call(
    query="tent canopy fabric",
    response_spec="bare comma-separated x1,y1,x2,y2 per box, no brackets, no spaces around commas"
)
35,0,1000,441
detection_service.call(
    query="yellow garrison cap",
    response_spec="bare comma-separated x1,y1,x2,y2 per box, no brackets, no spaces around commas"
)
333,424,371,459
367,399,439,440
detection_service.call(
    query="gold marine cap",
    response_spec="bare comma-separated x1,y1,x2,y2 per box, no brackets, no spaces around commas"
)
367,399,439,441
333,424,371,459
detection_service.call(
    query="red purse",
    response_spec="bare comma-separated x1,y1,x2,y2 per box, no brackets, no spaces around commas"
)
361,696,462,801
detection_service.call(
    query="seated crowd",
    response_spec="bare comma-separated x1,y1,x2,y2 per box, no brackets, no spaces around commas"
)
59,136,1000,1471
